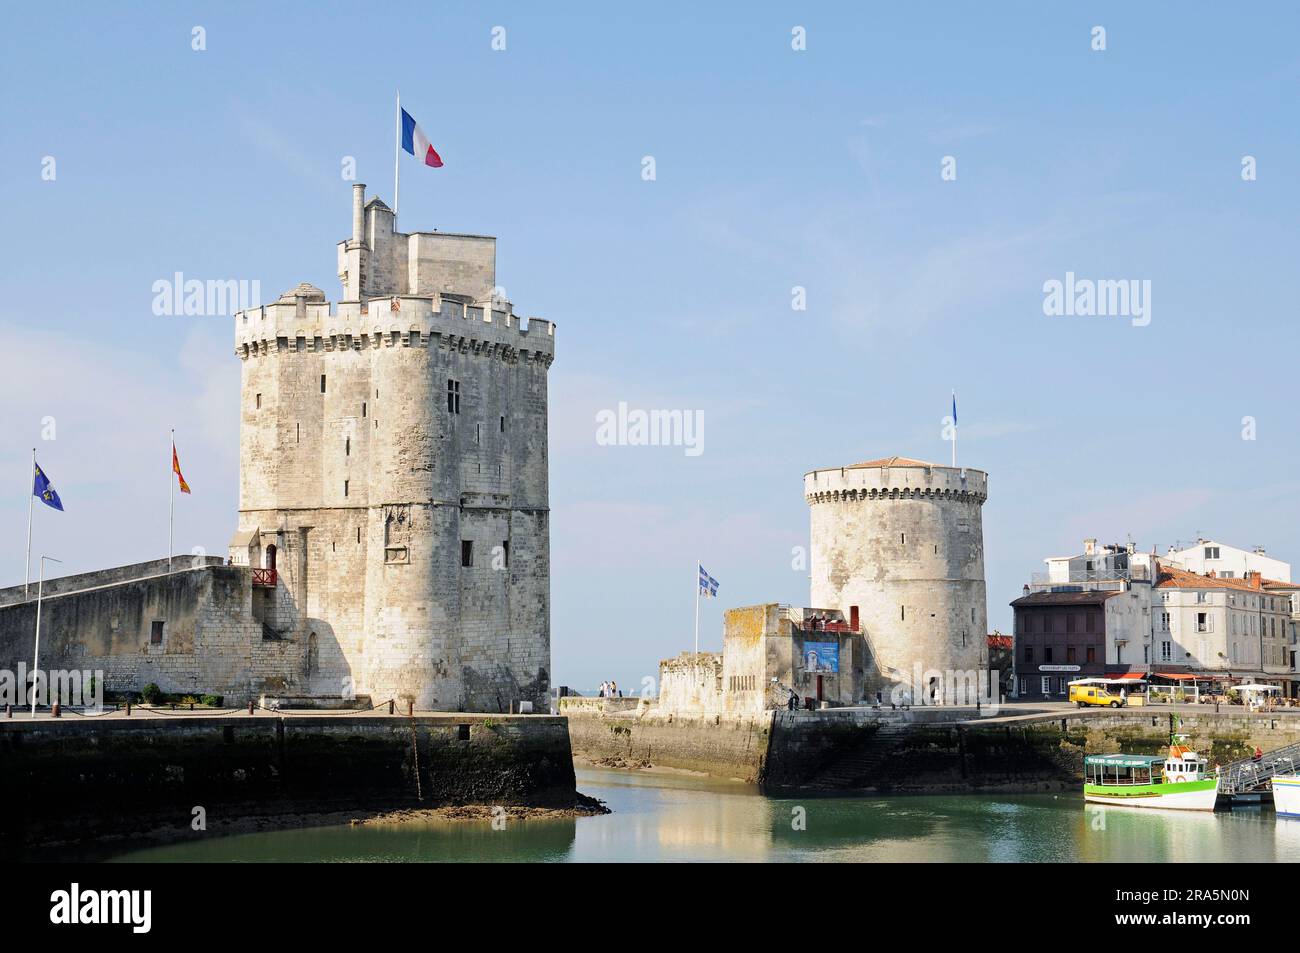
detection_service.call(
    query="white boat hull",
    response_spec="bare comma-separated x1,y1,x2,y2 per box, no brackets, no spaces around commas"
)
1273,776,1300,818
1084,781,1220,812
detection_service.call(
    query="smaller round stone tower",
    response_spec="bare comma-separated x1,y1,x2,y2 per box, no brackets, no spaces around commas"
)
804,456,989,699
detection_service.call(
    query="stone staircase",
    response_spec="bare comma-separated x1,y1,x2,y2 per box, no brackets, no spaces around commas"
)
814,723,911,789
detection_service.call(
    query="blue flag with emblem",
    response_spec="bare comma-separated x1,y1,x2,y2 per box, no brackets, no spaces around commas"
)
33,460,64,511
698,564,719,598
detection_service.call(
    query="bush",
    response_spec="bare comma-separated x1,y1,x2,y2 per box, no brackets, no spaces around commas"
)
200,694,224,708
140,683,162,704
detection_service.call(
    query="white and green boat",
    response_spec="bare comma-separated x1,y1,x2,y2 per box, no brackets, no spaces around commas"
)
1084,737,1220,811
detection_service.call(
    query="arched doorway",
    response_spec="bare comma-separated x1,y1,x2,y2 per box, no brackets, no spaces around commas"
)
306,631,319,678
265,544,277,571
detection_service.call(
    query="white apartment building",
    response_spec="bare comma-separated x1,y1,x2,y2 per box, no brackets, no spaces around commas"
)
1165,539,1291,583
1152,564,1293,693
1019,537,1296,697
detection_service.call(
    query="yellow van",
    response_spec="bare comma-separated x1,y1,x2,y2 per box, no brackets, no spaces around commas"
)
1069,683,1126,708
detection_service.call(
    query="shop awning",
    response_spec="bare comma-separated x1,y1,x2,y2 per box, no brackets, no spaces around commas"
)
1153,672,1201,681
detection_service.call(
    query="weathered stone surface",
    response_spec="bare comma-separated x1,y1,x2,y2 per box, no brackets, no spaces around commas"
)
805,460,989,697
0,187,555,715
232,188,554,713
0,712,576,850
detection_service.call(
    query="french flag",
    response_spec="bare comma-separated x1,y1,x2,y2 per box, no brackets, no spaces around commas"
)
400,108,443,168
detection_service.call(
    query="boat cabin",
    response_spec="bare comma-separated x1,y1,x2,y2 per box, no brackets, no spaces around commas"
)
1084,754,1164,787
1162,744,1207,782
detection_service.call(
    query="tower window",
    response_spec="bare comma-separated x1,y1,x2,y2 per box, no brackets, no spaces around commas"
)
320,375,327,394
362,402,367,418
343,480,349,497
345,437,350,456
900,533,906,544
502,540,510,567
356,526,361,544
476,423,481,445
447,379,461,414
461,540,474,567
500,416,505,432
255,393,262,409
901,605,906,621
296,423,300,443
150,620,165,645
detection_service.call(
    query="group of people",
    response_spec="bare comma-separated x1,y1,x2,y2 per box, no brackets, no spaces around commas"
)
597,680,621,698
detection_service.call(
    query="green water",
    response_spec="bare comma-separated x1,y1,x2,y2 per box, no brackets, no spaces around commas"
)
105,767,1295,863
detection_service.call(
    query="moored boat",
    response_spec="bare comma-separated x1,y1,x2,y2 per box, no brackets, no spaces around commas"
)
1084,737,1220,811
1272,775,1300,818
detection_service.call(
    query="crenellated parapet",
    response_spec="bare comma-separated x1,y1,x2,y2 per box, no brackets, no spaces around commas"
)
234,292,556,366
804,461,988,506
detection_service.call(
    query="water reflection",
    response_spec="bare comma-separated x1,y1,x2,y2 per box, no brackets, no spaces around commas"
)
104,766,1286,863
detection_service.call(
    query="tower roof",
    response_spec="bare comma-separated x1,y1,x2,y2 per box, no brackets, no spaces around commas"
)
847,456,939,469
277,282,326,302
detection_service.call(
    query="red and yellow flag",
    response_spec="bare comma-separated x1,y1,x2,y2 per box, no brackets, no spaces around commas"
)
172,443,191,494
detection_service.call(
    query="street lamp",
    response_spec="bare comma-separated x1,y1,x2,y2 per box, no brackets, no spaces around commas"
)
30,555,61,717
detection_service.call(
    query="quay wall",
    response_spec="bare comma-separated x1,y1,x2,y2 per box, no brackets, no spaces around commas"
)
563,704,772,781
564,702,1300,793
0,712,576,850
843,710,1300,795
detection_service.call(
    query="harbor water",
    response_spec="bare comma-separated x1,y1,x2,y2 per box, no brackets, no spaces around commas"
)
98,766,1298,863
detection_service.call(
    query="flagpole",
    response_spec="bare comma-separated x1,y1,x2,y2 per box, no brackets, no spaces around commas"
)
24,447,34,601
694,559,700,654
951,390,957,468
168,430,174,573
394,90,401,226
31,555,60,717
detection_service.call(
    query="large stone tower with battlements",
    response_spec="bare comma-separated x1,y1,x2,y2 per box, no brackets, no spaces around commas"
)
805,457,989,699
229,185,555,712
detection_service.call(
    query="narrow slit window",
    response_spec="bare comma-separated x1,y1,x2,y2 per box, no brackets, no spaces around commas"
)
461,540,474,567
320,374,327,393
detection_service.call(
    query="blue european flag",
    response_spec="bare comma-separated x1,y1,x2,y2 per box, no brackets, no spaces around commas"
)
33,460,64,512
952,392,958,426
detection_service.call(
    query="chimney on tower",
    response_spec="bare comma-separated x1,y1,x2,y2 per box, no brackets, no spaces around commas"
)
352,183,366,247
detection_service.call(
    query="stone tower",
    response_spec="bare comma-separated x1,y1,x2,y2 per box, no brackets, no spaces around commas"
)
230,184,555,712
804,457,988,698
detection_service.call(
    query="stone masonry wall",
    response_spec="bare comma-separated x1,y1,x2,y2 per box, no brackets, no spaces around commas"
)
0,565,301,702
232,191,555,714
807,463,989,697
0,712,576,850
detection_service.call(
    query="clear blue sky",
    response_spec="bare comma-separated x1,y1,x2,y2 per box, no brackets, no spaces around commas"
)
3,2,1298,692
